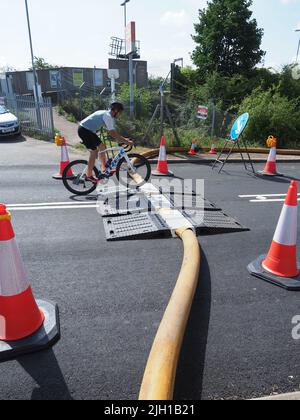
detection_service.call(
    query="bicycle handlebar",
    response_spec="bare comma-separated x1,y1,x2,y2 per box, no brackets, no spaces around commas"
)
118,140,136,153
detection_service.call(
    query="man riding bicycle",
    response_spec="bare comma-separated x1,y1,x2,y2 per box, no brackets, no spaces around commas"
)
78,102,134,184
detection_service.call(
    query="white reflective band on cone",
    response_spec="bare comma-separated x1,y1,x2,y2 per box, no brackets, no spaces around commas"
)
159,147,167,162
0,239,30,296
273,205,298,246
61,145,69,163
268,147,276,162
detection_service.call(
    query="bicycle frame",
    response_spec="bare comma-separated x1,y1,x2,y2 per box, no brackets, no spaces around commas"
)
79,147,136,181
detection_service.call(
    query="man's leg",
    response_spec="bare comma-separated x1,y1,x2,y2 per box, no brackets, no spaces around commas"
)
87,149,98,178
99,143,107,172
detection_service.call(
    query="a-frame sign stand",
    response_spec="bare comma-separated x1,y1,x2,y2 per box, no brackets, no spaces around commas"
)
212,113,255,174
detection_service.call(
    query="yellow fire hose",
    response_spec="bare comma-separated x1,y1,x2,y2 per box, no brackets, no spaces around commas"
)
138,228,201,400
130,163,201,400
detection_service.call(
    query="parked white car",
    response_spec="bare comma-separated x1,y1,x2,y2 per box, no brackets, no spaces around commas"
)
0,106,21,137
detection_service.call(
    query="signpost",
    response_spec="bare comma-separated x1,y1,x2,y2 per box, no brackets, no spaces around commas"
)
107,69,120,103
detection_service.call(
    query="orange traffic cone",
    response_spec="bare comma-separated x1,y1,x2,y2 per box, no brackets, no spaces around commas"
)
152,135,174,177
248,181,300,290
0,204,60,361
259,146,282,176
53,137,74,180
188,140,198,156
209,137,217,155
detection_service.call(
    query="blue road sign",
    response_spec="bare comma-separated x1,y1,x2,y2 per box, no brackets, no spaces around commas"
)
230,113,249,141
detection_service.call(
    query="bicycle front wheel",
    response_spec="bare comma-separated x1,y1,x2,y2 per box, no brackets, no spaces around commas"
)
116,154,151,188
62,160,99,196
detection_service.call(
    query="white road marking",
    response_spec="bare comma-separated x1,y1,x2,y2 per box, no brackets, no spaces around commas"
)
249,199,300,203
239,193,300,204
239,194,300,198
6,201,97,211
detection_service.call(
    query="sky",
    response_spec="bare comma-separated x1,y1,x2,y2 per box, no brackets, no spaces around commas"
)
0,0,299,76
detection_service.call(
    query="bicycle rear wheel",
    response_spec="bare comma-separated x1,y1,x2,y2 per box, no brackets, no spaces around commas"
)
116,154,151,188
62,160,99,196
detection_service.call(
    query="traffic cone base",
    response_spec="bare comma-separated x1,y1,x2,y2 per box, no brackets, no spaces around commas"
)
0,299,60,362
248,180,299,290
258,169,283,177
248,255,300,291
152,169,174,177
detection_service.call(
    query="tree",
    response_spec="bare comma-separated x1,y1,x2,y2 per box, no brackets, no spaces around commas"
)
29,57,59,70
192,0,265,79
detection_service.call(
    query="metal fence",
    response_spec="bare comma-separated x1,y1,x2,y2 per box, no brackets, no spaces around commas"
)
5,95,55,140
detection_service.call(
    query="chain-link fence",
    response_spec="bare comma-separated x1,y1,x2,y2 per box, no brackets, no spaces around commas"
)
114,89,237,148
5,95,54,140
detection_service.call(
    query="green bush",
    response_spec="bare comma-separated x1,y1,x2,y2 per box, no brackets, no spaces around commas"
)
61,96,108,121
239,88,300,148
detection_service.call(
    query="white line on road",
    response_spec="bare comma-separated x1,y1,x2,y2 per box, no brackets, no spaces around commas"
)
7,201,96,207
239,193,300,203
239,193,300,198
249,198,300,203
6,201,98,211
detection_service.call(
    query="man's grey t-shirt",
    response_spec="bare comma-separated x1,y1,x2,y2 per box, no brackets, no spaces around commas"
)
80,110,115,134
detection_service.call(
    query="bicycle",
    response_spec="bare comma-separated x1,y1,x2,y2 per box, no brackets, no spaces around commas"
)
62,142,151,196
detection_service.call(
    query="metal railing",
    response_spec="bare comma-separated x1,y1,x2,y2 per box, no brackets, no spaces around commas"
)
5,95,55,140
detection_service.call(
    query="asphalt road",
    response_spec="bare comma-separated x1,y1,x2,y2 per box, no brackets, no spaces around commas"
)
0,137,300,400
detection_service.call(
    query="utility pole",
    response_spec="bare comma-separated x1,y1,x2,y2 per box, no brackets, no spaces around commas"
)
24,0,42,130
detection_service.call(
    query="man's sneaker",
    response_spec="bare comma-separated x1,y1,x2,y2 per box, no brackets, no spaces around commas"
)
85,176,99,185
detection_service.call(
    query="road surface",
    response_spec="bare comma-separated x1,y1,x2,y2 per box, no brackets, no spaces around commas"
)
0,136,299,400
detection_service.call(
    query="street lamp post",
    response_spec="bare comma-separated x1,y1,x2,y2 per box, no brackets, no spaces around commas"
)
296,29,300,63
121,0,130,54
24,0,42,130
121,0,135,119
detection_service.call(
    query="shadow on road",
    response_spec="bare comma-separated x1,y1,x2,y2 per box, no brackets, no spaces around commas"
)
17,349,73,400
255,173,300,184
69,195,98,202
174,249,211,400
0,134,27,144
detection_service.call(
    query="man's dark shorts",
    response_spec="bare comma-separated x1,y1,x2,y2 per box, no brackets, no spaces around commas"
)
78,126,102,151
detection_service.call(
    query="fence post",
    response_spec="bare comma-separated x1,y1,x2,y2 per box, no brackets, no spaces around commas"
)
49,98,55,140
211,102,216,139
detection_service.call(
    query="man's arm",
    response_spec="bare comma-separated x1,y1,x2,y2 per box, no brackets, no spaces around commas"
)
109,130,133,146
